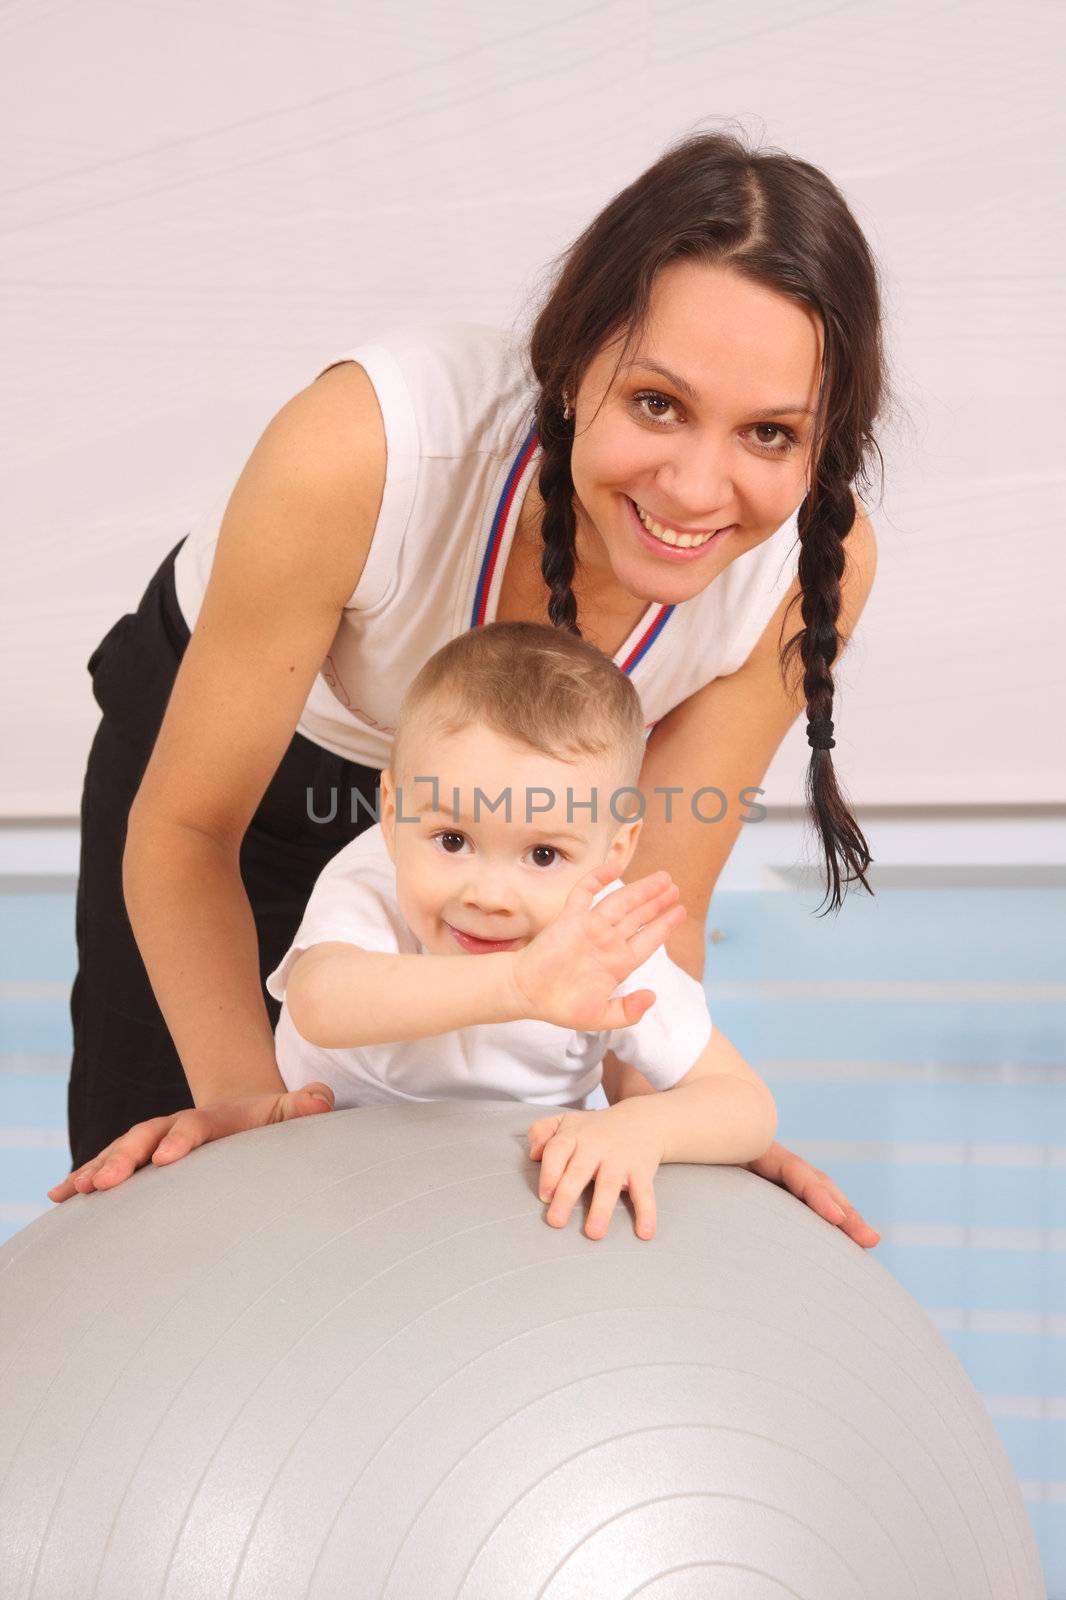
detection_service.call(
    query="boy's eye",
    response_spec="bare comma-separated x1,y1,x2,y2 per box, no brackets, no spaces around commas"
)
431,833,566,867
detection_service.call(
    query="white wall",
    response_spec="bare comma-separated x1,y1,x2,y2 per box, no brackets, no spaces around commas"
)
2,0,1063,815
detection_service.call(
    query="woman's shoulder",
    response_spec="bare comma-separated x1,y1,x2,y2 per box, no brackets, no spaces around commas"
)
317,318,536,458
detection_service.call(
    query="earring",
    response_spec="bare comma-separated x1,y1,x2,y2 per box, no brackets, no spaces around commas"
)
562,393,573,421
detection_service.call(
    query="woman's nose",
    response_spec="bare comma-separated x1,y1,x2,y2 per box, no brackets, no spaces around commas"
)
658,431,735,515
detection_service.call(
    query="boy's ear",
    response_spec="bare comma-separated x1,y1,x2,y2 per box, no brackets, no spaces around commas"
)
379,768,396,857
609,817,643,875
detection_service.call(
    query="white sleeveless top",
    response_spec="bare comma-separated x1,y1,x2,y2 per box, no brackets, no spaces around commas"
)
173,320,802,770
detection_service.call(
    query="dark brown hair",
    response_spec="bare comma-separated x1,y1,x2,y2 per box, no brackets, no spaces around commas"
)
392,620,646,796
518,127,893,913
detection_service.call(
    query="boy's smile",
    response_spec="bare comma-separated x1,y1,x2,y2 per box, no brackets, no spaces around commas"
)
379,720,642,959
443,923,523,955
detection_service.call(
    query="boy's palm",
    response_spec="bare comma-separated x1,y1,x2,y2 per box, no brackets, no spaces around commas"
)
510,864,686,1031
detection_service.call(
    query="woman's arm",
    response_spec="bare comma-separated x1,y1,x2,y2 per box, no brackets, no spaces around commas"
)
124,362,388,1105
602,500,882,1245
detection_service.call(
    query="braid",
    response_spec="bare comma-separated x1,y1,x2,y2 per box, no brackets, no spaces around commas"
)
786,476,874,914
533,396,581,635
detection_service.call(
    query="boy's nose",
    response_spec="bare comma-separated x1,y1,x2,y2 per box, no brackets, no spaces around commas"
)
460,873,517,917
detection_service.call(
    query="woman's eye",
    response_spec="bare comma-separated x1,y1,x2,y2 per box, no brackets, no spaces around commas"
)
433,832,468,854
634,391,798,456
633,390,678,425
750,422,797,455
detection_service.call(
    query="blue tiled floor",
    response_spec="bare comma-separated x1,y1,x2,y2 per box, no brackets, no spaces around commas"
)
1,880,1063,1592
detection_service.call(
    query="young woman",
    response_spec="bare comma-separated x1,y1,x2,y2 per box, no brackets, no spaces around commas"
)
52,130,886,1248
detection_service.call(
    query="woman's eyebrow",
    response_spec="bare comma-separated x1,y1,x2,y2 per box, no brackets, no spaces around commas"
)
623,354,814,417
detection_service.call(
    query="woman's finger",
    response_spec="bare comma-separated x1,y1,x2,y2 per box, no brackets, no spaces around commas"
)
47,1167,94,1203
810,1180,881,1247
756,1145,881,1249
48,1116,175,1200
91,1124,177,1184
152,1108,215,1162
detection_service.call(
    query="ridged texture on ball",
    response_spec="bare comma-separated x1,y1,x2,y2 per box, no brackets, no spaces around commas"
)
0,1102,1044,1599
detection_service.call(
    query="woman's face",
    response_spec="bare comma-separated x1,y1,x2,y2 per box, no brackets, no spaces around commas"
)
567,259,824,604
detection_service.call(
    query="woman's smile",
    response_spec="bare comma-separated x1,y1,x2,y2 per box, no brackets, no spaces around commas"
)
625,494,736,559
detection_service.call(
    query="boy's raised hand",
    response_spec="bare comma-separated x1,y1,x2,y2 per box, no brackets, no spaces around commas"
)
46,1081,336,1203
507,864,686,1032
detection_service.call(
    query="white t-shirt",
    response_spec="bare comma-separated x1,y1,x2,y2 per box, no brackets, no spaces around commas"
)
264,823,713,1110
173,319,803,771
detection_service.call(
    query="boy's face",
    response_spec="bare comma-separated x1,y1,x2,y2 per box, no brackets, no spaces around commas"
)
379,721,641,956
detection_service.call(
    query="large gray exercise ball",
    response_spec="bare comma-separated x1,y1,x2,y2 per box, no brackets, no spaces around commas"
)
0,1100,1044,1599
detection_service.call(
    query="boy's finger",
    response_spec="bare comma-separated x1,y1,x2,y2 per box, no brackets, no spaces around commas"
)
567,861,624,913
539,1134,579,1202
599,990,654,1030
299,1083,335,1111
584,1170,624,1239
594,871,673,925
615,882,680,941
627,1173,657,1240
626,903,688,964
619,989,656,1027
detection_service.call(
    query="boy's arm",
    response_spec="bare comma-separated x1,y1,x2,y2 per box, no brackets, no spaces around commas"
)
286,942,528,1047
604,1026,778,1166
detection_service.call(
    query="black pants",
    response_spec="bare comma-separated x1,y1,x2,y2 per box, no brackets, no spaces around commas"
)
67,538,382,1169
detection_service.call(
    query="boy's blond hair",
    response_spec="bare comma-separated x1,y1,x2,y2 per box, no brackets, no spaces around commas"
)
390,622,646,794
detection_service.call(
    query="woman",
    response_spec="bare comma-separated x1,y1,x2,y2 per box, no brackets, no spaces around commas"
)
51,130,885,1247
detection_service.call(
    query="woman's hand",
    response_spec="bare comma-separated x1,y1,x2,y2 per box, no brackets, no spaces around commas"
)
527,1100,666,1241
746,1140,881,1248
46,1081,336,1203
509,864,687,1031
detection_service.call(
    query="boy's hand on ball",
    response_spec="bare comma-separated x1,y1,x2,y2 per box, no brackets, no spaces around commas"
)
506,864,686,1031
527,1100,667,1240
46,1082,335,1203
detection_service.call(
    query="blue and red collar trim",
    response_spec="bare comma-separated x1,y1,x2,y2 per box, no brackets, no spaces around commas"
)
470,423,673,676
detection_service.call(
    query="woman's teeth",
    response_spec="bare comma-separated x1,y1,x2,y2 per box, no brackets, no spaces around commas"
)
633,501,719,548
